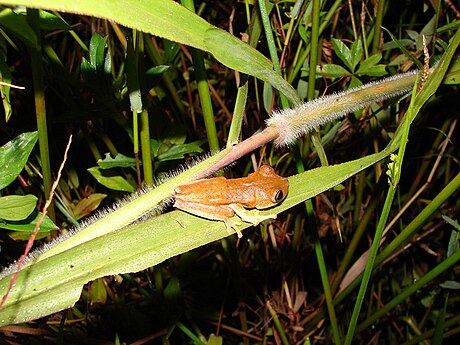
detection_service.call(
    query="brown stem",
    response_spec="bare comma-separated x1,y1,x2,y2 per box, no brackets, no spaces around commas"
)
197,125,280,179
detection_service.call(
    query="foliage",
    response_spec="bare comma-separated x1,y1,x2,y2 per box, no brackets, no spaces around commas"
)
0,1,459,344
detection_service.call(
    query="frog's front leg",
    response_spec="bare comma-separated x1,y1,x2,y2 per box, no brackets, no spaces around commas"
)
228,204,277,228
173,200,243,237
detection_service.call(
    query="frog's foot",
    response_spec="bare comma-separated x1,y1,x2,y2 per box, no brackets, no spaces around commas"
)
223,218,243,238
229,204,277,228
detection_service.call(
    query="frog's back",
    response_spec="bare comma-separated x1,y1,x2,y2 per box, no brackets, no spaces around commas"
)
175,177,256,205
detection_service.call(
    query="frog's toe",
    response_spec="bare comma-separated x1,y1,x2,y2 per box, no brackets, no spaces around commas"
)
223,218,243,238
260,213,277,223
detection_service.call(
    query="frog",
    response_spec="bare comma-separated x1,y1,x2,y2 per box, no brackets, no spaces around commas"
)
173,165,289,237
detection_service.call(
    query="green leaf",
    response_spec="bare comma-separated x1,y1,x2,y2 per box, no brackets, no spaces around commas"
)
0,131,38,190
87,167,135,192
356,54,387,77
350,38,363,71
128,87,142,114
150,139,159,157
37,10,70,31
382,39,413,51
146,65,169,75
382,27,422,69
126,37,142,113
357,54,381,71
12,8,70,31
204,28,300,104
316,64,350,78
432,293,448,344
416,15,436,50
0,0,300,103
348,76,363,89
103,43,112,75
157,141,205,161
80,57,93,78
81,33,111,90
206,334,223,345
262,82,274,115
0,56,13,122
444,217,460,258
332,38,352,71
439,280,460,289
0,195,38,221
23,0,213,52
97,153,137,169
0,146,400,325
164,277,181,304
442,214,460,231
437,20,460,34
89,33,107,70
406,29,418,41
157,122,187,146
357,65,387,77
0,211,58,232
88,278,107,305
162,39,180,64
443,57,460,85
0,8,37,48
67,168,80,190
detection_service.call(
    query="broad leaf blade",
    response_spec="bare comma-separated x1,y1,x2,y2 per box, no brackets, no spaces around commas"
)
1,211,58,233
332,38,352,71
0,131,38,190
0,195,38,221
316,64,350,78
350,38,363,71
87,167,135,193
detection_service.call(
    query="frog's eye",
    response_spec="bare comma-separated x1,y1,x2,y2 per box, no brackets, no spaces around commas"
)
273,190,285,203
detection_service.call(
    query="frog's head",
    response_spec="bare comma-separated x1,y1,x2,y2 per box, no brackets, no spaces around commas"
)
255,182,288,209
253,165,289,209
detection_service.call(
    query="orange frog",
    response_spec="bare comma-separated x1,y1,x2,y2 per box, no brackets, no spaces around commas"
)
174,165,289,237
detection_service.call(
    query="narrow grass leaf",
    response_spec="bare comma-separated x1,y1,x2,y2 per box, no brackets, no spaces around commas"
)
0,146,399,325
0,0,299,102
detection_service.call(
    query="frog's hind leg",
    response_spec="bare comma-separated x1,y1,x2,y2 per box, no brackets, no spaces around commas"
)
174,201,243,237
